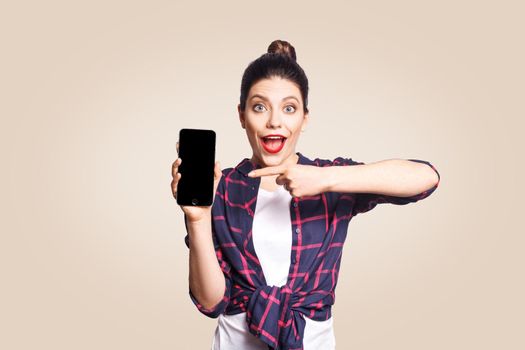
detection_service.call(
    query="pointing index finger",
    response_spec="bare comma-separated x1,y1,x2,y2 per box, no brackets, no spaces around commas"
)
248,165,287,178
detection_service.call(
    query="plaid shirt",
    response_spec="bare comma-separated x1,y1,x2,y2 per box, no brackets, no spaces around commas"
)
184,152,440,350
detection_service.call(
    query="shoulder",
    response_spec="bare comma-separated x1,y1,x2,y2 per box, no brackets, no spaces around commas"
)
217,167,235,190
218,158,249,179
217,160,250,191
221,167,236,177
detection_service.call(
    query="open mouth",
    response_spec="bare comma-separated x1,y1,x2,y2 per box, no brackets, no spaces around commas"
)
260,135,287,154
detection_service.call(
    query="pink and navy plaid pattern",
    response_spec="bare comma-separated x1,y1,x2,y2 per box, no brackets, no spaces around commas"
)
184,152,440,350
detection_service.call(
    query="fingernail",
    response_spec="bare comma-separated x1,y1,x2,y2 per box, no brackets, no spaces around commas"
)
248,171,254,177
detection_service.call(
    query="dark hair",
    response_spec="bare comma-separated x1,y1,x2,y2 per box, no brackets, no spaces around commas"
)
239,40,309,114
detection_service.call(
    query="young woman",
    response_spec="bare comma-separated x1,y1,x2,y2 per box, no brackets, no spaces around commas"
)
171,39,440,350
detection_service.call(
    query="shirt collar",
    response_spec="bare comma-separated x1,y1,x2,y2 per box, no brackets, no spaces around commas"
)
235,152,315,177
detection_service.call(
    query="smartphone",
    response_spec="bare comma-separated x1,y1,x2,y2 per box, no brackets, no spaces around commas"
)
176,128,216,206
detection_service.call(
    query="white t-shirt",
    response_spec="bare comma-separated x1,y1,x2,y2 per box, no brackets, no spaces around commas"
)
211,185,336,350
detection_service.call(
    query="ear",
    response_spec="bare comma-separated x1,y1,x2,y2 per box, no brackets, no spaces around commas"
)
238,104,246,129
301,112,309,131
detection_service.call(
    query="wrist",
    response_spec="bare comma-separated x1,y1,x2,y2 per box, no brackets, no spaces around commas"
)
323,166,338,192
186,212,211,225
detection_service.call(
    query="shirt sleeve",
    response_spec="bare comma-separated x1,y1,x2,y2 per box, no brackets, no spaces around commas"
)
334,157,440,216
183,210,232,317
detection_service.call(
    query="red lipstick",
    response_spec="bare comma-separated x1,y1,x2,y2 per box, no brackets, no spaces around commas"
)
260,134,287,154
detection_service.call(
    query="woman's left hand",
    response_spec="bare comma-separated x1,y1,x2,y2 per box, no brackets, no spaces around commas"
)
248,164,331,197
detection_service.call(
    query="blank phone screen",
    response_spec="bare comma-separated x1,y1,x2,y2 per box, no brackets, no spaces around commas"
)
177,129,216,206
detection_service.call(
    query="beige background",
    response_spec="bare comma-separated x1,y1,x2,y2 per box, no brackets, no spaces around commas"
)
1,0,523,349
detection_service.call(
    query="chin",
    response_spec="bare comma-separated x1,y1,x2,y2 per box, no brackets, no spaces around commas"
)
259,152,291,167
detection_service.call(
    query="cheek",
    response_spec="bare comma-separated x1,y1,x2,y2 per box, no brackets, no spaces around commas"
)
287,120,304,135
244,125,259,144
245,119,264,134
245,124,257,136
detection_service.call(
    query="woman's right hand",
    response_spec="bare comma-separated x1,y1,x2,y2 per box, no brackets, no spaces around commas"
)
171,142,222,223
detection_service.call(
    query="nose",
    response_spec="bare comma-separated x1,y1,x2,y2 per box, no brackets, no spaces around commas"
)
267,111,282,129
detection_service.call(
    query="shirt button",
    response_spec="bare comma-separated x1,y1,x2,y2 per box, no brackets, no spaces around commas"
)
251,186,255,190
295,228,301,234
293,202,298,208
291,257,296,264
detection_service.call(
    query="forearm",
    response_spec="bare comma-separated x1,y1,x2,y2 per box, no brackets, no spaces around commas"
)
325,159,439,196
187,214,226,310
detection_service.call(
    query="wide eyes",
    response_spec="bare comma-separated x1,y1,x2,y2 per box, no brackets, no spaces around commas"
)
253,104,265,112
253,103,296,113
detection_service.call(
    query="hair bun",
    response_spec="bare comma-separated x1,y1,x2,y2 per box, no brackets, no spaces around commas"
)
267,39,297,61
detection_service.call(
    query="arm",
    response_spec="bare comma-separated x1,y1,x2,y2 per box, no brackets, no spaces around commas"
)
246,156,440,211
173,157,231,318
328,157,440,216
325,158,440,196
185,215,227,313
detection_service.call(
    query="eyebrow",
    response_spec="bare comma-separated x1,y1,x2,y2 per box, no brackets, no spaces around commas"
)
249,94,300,103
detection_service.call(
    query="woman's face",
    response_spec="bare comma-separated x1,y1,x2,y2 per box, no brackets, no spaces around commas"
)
238,76,309,168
